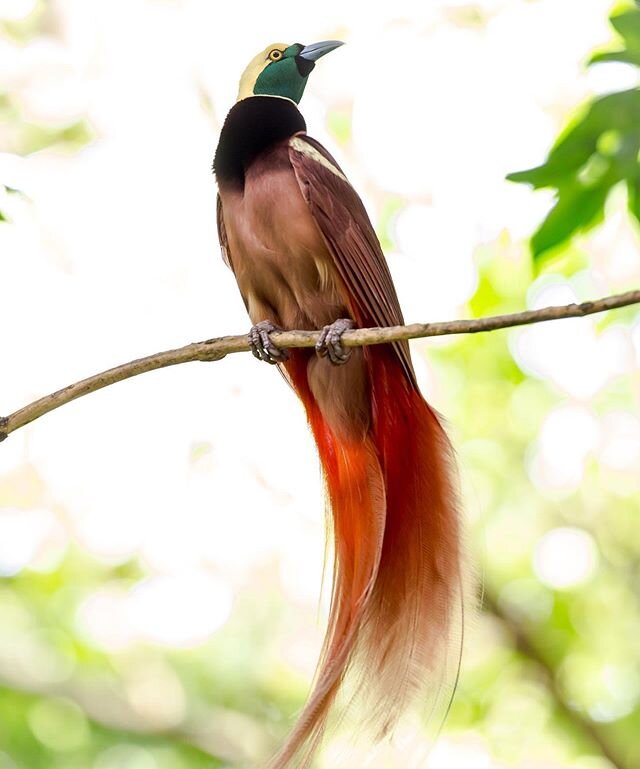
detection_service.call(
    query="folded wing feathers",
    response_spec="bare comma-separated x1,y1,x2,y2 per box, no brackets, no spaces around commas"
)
288,135,416,386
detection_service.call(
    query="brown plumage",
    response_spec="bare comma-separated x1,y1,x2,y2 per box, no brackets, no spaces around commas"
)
214,44,462,769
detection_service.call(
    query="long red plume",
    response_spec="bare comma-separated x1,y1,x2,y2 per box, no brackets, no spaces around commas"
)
268,348,461,768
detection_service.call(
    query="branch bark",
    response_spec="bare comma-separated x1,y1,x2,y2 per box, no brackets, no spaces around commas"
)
1,289,638,441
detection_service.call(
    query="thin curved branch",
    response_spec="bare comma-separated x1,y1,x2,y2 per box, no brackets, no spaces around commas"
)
1,289,638,441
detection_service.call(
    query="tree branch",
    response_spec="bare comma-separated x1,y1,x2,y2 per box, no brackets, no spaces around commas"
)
1,289,638,441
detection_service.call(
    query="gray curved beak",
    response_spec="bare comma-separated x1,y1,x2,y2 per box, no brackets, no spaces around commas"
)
298,40,344,62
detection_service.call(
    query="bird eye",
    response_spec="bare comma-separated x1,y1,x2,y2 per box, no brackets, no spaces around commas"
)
268,49,283,61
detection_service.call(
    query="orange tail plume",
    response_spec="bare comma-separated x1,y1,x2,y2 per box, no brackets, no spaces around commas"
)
270,349,461,768
362,349,461,733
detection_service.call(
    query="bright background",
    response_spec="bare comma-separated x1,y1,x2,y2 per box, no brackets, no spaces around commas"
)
1,1,640,768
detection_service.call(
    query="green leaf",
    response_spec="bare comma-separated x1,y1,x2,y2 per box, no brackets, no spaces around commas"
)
627,175,640,221
506,115,599,189
589,49,640,66
509,91,640,189
508,84,640,262
588,7,640,67
530,181,612,259
610,9,640,57
507,92,636,190
554,90,640,154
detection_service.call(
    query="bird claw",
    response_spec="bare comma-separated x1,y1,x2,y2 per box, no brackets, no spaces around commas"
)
316,318,354,365
248,320,289,364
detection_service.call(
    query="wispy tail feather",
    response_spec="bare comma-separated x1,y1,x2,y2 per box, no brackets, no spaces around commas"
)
361,350,461,734
269,350,461,768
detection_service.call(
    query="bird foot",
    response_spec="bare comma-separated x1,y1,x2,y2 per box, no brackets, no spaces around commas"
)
248,320,289,364
316,318,354,365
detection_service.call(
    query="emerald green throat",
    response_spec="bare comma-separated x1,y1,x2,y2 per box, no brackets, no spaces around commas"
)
253,44,312,104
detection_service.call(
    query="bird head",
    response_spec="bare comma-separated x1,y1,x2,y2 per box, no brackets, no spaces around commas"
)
237,40,344,104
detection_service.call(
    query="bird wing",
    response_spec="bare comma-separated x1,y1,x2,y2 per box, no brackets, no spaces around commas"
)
216,193,233,271
288,134,416,387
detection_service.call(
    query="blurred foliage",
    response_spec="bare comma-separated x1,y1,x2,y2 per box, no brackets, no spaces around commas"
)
507,2,640,264
0,101,93,169
1,2,640,769
0,1,92,222
3,245,639,768
0,185,24,223
0,0,48,42
431,246,640,769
